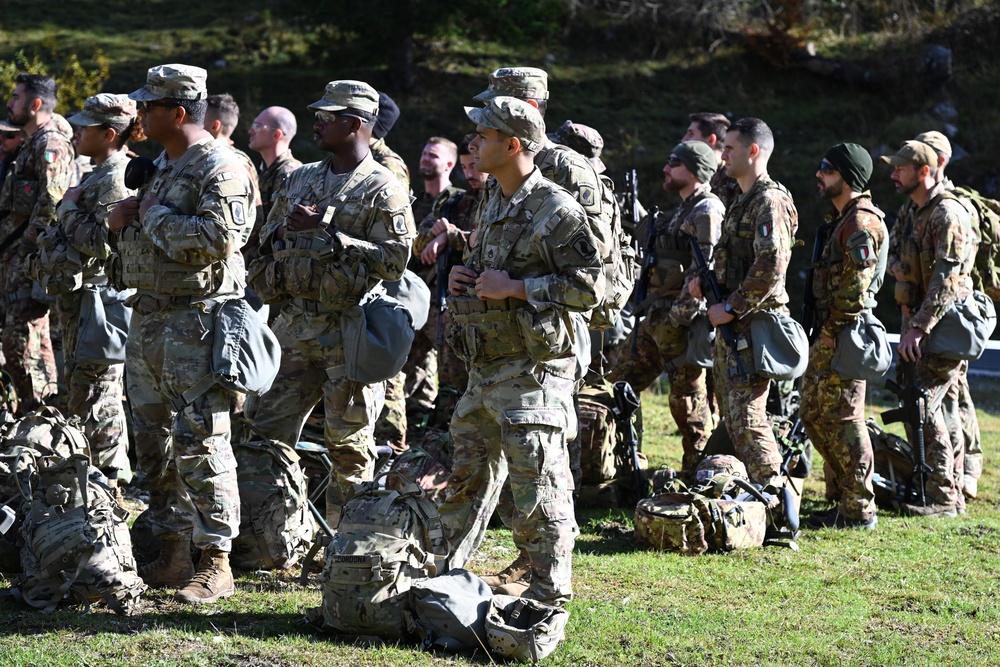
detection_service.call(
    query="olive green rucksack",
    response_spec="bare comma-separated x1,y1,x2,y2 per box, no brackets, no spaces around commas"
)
950,186,1000,301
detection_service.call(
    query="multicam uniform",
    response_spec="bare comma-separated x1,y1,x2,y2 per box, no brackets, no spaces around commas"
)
438,167,602,606
712,175,798,487
47,150,134,478
370,137,410,194
800,195,887,521
887,181,975,509
608,182,723,475
247,151,414,525
0,117,74,412
115,136,254,552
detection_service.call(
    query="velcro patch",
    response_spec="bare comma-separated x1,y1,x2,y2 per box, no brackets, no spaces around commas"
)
392,213,409,235
579,184,596,208
758,223,771,238
230,201,247,226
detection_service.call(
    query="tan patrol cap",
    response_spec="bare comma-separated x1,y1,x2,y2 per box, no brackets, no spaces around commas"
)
308,80,379,115
68,93,138,126
549,119,606,173
474,67,549,104
465,96,545,153
129,64,207,101
879,140,937,168
914,130,952,158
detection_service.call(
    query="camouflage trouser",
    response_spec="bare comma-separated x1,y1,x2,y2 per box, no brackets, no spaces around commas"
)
374,369,407,453
713,320,782,487
942,362,981,492
800,338,875,521
434,308,469,429
54,290,131,480
2,246,58,414
246,307,384,527
901,353,964,508
438,364,578,606
127,300,240,552
403,320,437,427
609,302,712,476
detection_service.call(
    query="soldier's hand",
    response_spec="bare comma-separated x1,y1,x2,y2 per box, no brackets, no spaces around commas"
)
421,233,447,265
109,196,140,232
449,265,478,296
287,203,322,231
138,195,161,221
430,217,453,236
476,269,525,300
688,276,703,300
898,326,925,362
63,187,83,204
707,302,734,327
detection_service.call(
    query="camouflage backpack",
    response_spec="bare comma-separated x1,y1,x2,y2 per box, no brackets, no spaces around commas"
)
307,472,449,642
867,419,917,506
231,440,316,570
589,175,637,330
3,453,146,614
949,186,1000,301
386,428,452,504
574,383,647,508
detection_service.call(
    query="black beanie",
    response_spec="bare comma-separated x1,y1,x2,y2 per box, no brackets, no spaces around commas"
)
824,143,873,192
373,92,400,139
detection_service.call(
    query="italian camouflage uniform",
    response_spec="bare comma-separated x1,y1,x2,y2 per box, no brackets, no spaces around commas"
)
115,136,254,552
0,117,74,413
247,151,414,525
800,194,887,521
47,150,135,479
887,181,975,509
713,175,798,487
438,167,602,606
608,182,724,476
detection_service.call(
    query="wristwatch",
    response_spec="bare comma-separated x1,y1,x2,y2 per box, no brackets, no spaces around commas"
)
724,302,734,315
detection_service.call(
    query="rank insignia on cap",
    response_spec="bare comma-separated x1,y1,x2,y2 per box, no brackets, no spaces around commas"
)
44,150,56,164
758,223,771,237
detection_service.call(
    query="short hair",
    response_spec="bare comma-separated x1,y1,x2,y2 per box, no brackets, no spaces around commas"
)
177,99,207,126
206,93,239,136
15,74,57,113
267,106,297,139
689,112,729,142
459,132,476,156
425,136,458,162
729,117,774,155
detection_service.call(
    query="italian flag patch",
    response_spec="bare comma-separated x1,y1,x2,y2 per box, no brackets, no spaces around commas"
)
43,150,56,164
853,246,871,262
758,222,771,237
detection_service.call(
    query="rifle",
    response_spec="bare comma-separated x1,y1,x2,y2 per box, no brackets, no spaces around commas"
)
611,380,647,501
689,234,749,382
801,221,829,343
630,205,658,354
434,194,459,351
624,169,642,236
881,360,931,505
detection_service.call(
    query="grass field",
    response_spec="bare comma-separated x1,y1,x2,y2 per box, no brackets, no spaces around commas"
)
2,378,998,667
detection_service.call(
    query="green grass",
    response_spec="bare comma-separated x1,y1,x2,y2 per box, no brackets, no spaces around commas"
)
3,379,999,666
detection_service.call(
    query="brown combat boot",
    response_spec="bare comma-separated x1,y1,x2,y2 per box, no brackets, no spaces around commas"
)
481,552,531,591
139,539,195,588
174,548,235,605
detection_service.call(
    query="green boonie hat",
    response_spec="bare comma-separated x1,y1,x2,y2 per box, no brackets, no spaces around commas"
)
68,94,138,127
914,130,952,158
879,140,937,168
465,96,545,153
307,80,379,116
129,64,207,102
549,120,606,174
474,67,549,104
672,141,718,184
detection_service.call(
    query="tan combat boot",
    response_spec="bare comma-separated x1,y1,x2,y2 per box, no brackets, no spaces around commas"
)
174,548,235,605
139,539,195,588
481,552,531,591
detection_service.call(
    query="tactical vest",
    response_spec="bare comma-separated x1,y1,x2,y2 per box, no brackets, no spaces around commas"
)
814,202,887,311
652,189,715,294
717,179,793,293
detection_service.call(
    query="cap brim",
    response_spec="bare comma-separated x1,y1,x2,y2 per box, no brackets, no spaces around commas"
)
66,111,102,127
591,156,606,174
0,121,21,132
464,105,492,129
307,99,348,112
128,87,164,102
880,155,912,167
473,89,496,104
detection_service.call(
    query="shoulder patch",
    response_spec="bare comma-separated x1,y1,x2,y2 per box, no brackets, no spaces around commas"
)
44,150,56,164
758,222,771,238
231,200,247,226
578,184,596,208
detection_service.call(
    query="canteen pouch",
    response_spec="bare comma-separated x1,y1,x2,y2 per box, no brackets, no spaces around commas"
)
749,310,808,381
75,284,134,366
831,309,892,382
925,290,997,361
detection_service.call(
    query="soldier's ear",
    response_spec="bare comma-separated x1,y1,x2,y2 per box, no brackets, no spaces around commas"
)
507,136,521,156
748,142,761,159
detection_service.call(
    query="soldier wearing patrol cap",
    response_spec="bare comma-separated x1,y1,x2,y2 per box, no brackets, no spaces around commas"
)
246,80,415,527
108,63,256,604
883,139,975,517
439,96,602,607
0,73,75,414
35,94,142,488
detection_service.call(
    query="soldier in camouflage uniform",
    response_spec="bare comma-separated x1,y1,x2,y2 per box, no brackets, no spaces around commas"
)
608,141,724,478
109,64,256,603
37,94,140,485
0,74,74,414
246,80,414,527
800,144,885,530
692,118,798,490
439,96,601,607
883,140,975,517
248,106,302,222
204,93,262,218
369,91,410,192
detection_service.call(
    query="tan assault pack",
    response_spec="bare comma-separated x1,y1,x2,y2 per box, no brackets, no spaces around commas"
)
574,383,647,507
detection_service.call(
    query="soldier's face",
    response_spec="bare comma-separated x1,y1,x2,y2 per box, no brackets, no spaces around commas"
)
816,160,845,200
0,131,23,155
313,111,354,152
469,126,507,174
248,112,276,151
663,155,690,192
891,163,921,196
682,122,708,144
74,125,109,159
460,154,486,190
418,142,452,178
6,84,31,127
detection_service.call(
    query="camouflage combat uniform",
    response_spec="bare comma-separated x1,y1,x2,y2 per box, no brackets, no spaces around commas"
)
608,182,723,476
370,137,411,194
438,167,602,606
0,117,74,413
247,151,413,525
258,150,302,221
50,148,134,479
115,135,254,552
887,181,975,509
712,175,798,487
800,194,887,521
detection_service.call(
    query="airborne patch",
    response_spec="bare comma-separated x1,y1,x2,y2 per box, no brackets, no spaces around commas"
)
231,201,247,226
578,184,596,208
392,214,409,235
571,230,597,261
758,222,771,238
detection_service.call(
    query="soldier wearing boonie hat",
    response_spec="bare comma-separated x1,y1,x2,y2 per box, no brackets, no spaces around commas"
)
474,67,549,105
882,133,975,519
111,62,256,605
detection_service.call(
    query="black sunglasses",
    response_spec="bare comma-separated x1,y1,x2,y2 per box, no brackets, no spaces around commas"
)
667,156,684,168
818,160,838,175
